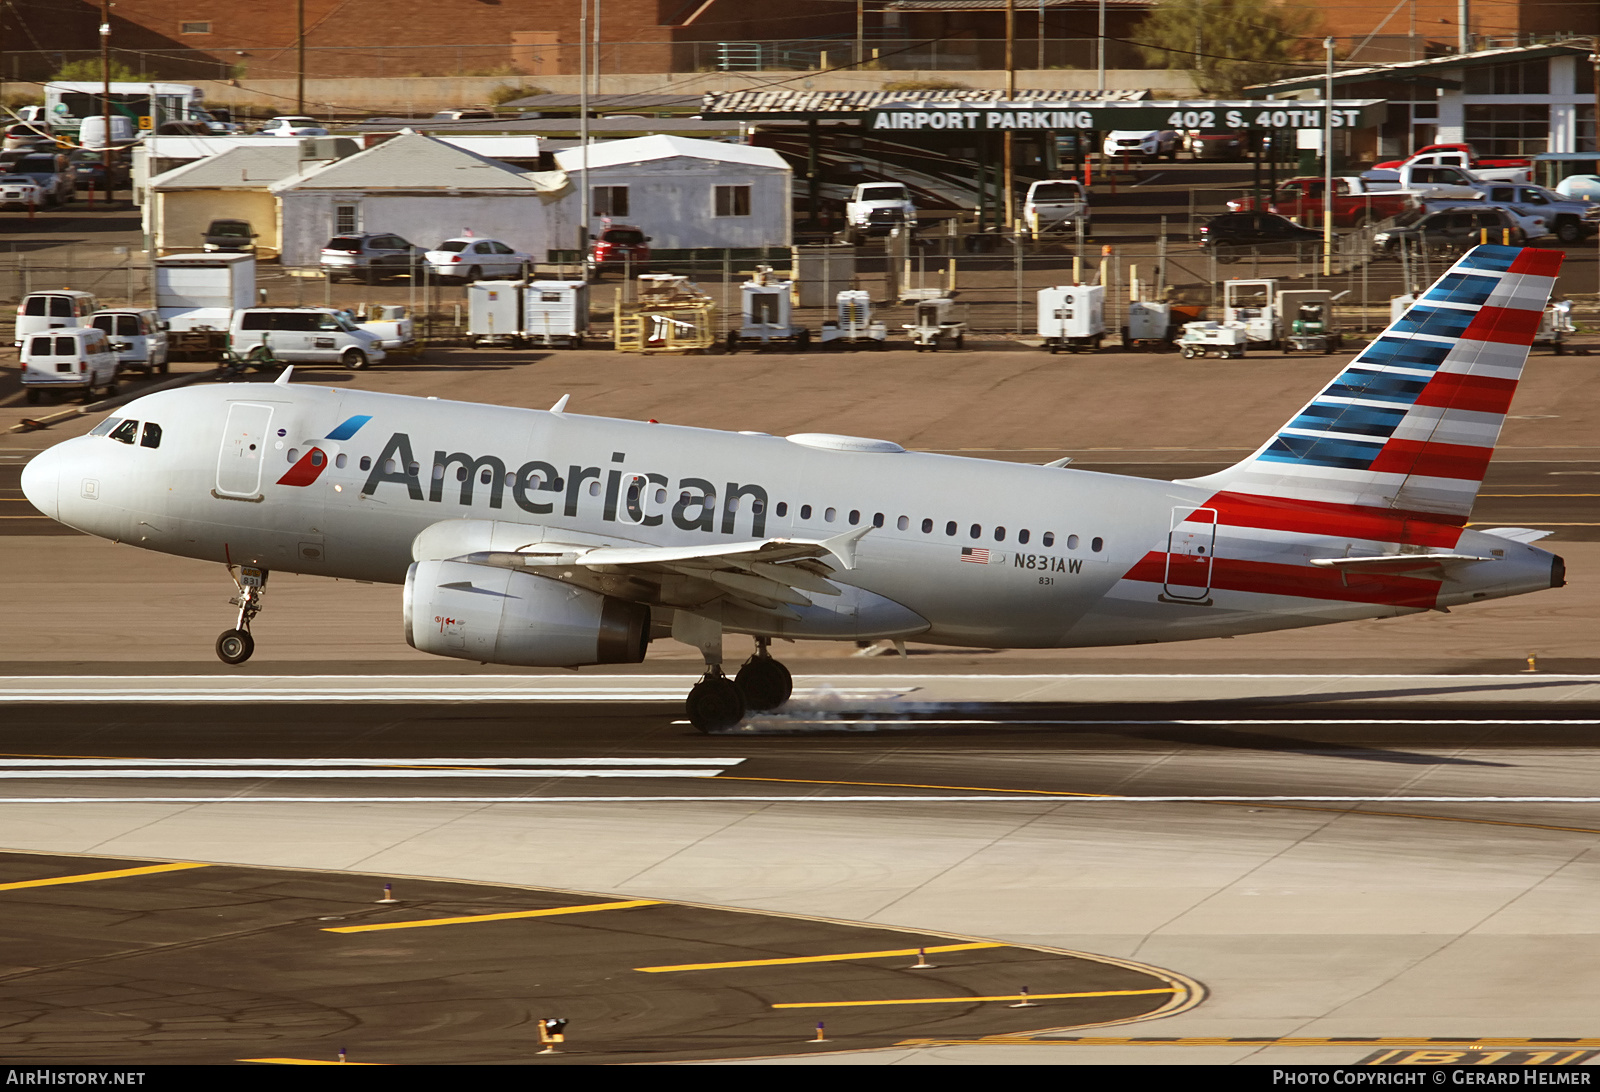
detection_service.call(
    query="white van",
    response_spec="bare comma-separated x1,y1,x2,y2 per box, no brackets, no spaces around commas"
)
90,308,170,375
228,307,386,369
20,327,118,403
14,289,100,347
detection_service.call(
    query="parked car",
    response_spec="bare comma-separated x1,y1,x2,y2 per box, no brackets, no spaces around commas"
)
589,224,651,274
1188,131,1245,161
1,122,54,151
89,308,170,376
20,327,118,404
320,232,427,281
203,219,258,252
258,116,329,137
1103,130,1180,160
0,152,75,207
1197,211,1327,263
0,173,46,210
1372,206,1526,257
424,236,531,281
430,109,496,121
68,148,128,193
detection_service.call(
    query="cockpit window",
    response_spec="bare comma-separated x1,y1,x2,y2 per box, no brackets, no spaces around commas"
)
89,417,123,437
140,422,162,449
108,419,139,445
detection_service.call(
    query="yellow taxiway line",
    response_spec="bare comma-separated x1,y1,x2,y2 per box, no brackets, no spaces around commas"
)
637,942,1006,973
0,861,209,891
322,898,661,933
772,987,1176,1009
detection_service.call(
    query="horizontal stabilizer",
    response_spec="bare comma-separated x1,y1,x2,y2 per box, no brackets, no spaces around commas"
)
1308,553,1491,577
1481,526,1553,544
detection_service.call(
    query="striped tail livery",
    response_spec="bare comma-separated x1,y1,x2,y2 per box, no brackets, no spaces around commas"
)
1094,245,1565,641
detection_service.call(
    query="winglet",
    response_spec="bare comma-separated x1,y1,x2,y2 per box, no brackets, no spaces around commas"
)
274,366,294,386
819,526,872,571
549,394,570,413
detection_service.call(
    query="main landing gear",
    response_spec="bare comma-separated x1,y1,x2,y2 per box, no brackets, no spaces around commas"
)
216,565,268,665
680,624,794,733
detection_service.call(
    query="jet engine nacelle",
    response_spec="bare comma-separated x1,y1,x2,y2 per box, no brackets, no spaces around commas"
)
404,560,650,667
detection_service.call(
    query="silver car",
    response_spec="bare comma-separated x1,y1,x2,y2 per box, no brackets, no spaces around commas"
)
319,233,426,282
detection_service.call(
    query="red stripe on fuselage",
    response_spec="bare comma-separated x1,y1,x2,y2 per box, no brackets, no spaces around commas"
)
1199,492,1465,548
1367,439,1494,481
1460,305,1542,346
1413,371,1518,415
1124,552,1442,609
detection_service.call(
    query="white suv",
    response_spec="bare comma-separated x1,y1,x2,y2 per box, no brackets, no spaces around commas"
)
1102,130,1180,160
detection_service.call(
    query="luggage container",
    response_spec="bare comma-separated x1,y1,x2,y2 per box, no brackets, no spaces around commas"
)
1123,300,1174,350
1037,284,1104,353
467,281,522,347
525,281,588,348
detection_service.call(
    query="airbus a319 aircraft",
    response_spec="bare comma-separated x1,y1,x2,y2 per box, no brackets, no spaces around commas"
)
22,245,1566,731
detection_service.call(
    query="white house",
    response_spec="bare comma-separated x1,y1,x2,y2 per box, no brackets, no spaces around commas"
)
271,130,571,266
144,144,313,258
553,134,792,250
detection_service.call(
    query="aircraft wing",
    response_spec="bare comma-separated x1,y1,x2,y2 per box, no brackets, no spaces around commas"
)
413,519,870,618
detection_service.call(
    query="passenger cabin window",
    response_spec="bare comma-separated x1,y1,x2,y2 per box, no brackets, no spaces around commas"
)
140,422,162,449
108,419,139,445
1045,533,1057,547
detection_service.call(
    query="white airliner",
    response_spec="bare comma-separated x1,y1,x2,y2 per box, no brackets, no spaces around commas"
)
22,245,1566,731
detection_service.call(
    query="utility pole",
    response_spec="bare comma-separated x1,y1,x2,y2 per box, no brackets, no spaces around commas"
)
296,0,306,114
100,0,111,203
1323,37,1334,277
856,0,864,68
1458,0,1469,54
578,1,591,261
1097,0,1106,92
1004,0,1015,232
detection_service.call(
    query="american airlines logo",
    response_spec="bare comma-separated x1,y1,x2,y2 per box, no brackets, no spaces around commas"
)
359,432,773,538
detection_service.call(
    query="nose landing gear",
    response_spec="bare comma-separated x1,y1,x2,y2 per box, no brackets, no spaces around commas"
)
216,565,268,665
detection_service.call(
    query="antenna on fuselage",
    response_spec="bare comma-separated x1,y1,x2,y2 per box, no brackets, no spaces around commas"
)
549,394,570,413
274,366,294,386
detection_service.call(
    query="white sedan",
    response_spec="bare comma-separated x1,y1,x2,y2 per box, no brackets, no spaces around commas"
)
423,237,531,281
259,116,330,137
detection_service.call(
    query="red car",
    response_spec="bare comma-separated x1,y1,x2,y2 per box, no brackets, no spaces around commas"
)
590,224,651,275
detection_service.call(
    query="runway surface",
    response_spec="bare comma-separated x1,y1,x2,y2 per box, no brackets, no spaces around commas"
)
4,676,1600,1064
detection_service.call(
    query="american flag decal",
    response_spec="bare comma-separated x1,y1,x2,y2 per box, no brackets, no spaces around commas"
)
960,547,991,564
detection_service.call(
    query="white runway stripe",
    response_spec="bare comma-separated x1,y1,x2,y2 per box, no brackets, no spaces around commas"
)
0,795,1597,805
0,769,731,780
0,757,743,767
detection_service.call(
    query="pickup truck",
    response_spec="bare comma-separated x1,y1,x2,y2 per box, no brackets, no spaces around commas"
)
845,182,916,241
1022,178,1089,238
1360,162,1494,193
1372,143,1531,174
1369,145,1531,185
1226,176,1412,228
1476,183,1599,244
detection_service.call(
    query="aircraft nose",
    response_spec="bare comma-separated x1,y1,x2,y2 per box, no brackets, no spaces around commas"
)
20,447,60,521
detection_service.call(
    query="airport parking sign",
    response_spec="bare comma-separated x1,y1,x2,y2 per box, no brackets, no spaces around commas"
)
864,100,1384,132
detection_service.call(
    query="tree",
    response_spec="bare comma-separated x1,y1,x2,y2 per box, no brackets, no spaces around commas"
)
1135,0,1321,97
50,59,152,83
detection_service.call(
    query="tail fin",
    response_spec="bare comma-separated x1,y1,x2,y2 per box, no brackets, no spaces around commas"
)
1180,245,1563,523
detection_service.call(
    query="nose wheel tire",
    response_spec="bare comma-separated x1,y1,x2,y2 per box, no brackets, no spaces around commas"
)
685,673,746,733
735,656,792,712
216,629,254,665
